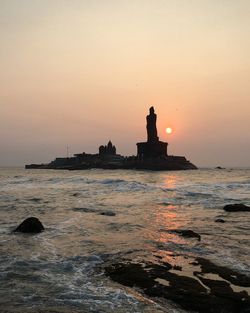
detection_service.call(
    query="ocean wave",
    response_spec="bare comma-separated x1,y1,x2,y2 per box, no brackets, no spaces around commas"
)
96,178,153,192
100,178,126,184
185,191,214,197
45,176,151,191
157,241,207,256
6,177,36,185
0,253,150,312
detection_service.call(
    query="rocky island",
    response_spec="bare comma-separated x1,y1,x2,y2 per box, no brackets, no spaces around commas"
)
25,107,197,171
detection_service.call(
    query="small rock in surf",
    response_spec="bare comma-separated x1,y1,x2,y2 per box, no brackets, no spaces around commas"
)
215,218,225,223
164,229,201,241
223,203,250,212
14,217,44,233
99,211,116,216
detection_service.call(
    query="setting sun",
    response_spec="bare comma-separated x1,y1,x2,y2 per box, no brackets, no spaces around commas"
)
166,127,173,134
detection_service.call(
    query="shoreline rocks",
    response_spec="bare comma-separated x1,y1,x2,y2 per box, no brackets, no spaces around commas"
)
104,257,250,313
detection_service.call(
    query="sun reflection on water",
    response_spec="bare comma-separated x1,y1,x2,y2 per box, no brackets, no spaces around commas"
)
144,203,185,249
162,174,178,189
141,173,190,265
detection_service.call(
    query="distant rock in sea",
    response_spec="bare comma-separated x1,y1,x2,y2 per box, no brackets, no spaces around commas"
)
14,217,44,233
215,218,226,223
223,203,250,212
99,211,116,216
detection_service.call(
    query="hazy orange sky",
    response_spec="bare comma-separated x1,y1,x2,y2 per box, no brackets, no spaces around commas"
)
0,0,249,167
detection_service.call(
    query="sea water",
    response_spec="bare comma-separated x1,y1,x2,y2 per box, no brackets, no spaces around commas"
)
0,167,249,312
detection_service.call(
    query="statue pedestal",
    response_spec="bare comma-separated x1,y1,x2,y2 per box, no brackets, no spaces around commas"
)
136,141,168,159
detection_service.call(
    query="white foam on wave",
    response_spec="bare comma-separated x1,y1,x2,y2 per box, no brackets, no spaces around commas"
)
7,253,152,312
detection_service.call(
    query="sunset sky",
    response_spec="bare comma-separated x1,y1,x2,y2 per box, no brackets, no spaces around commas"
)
0,0,249,167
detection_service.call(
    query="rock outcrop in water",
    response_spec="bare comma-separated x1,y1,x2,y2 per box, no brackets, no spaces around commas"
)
215,218,226,223
25,107,197,171
99,211,116,216
14,217,44,233
223,203,250,212
167,229,201,241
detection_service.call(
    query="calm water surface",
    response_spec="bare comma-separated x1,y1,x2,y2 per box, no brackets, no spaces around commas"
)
0,167,249,312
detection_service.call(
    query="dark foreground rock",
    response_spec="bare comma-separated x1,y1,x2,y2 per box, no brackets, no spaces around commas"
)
105,257,250,313
223,204,250,212
196,257,250,287
14,217,44,233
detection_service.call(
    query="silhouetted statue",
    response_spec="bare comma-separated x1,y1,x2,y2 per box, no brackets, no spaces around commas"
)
147,106,159,143
137,107,167,159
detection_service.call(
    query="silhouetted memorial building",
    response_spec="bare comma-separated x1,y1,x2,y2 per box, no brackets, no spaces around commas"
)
137,107,168,159
99,141,116,156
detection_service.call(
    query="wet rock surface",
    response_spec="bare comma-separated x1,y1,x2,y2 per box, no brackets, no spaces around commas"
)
104,257,250,313
197,257,250,287
14,217,44,233
162,229,201,241
223,204,250,212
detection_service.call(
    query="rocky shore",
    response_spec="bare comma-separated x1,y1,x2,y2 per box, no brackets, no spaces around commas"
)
25,154,197,171
104,254,250,313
